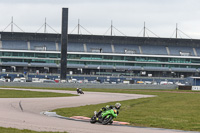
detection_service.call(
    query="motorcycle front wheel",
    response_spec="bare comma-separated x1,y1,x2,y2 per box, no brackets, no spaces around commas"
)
90,116,96,124
102,115,113,125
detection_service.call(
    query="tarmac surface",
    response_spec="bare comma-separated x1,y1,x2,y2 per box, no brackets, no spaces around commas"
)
0,88,199,133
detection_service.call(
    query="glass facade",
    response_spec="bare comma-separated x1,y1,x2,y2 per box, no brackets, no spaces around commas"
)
0,52,60,58
0,51,200,69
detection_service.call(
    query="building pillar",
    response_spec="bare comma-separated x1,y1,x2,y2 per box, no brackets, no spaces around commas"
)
60,8,68,80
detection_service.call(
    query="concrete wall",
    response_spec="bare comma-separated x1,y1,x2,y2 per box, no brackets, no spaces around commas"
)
0,82,178,90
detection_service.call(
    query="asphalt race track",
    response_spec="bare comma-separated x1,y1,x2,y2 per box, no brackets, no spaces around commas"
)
0,88,199,133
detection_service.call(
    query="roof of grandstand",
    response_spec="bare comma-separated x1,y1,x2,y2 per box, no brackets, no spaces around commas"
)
1,31,200,46
1,32,200,57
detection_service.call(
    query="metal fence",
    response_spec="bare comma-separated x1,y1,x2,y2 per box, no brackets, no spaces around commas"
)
0,82,178,90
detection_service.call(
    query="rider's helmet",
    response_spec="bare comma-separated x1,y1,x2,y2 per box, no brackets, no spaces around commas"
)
115,103,121,109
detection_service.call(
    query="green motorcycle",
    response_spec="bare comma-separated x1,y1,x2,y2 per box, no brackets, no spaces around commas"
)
90,108,118,125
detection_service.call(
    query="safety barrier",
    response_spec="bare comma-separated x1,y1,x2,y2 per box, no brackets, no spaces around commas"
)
0,82,178,90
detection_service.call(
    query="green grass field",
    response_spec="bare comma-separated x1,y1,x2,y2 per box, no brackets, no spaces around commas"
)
53,89,200,132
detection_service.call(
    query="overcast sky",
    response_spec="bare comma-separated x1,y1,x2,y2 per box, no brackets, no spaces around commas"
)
1,0,200,39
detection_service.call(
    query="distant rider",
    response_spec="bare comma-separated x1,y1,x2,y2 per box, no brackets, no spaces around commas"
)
76,88,84,94
76,88,79,94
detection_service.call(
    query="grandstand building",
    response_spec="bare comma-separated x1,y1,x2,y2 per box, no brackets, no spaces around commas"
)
0,31,200,78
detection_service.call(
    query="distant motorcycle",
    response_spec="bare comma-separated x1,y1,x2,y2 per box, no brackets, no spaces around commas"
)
90,108,118,125
77,88,84,94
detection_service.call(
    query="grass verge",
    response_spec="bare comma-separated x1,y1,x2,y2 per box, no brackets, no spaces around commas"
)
0,89,77,98
0,127,67,133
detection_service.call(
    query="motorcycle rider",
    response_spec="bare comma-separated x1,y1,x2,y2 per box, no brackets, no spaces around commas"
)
76,88,84,94
96,103,121,119
76,88,79,94
107,103,121,113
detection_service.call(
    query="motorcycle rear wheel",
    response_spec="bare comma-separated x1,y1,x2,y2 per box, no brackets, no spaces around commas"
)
102,115,113,125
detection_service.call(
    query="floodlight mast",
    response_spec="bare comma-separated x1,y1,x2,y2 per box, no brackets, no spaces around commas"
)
60,8,68,80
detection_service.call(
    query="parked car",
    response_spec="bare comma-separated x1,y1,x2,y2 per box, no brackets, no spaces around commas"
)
0,78,6,82
83,79,89,83
160,81,168,85
90,80,101,84
68,78,77,83
54,79,60,83
77,80,83,83
144,81,152,84
152,81,158,85
43,80,56,83
167,82,174,85
175,82,185,86
123,80,134,84
137,81,144,84
13,77,26,82
160,81,173,85
32,78,41,82
111,82,117,84
60,80,67,83
102,81,110,84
